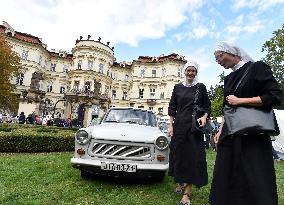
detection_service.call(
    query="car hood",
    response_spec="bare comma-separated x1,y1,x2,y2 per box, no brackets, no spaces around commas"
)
88,123,165,143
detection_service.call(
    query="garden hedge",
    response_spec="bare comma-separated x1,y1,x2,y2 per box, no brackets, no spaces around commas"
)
0,124,76,152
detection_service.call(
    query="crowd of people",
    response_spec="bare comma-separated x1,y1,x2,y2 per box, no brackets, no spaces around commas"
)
0,111,82,128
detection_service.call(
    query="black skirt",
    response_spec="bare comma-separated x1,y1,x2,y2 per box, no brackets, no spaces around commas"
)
209,134,278,205
169,129,208,188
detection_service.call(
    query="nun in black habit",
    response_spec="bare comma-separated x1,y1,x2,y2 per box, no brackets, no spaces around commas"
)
168,60,211,205
210,41,283,205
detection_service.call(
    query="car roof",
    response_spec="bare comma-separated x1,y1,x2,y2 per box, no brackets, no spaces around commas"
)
108,107,155,114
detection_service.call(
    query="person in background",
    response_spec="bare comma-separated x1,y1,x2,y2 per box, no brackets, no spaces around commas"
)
18,112,26,124
204,118,211,149
168,60,211,205
272,146,281,162
210,117,220,150
210,41,283,205
35,115,42,125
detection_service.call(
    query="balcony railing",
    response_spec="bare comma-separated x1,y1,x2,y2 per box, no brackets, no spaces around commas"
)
64,89,110,102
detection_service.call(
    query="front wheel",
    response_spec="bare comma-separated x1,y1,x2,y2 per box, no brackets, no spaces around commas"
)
152,171,165,182
80,170,93,179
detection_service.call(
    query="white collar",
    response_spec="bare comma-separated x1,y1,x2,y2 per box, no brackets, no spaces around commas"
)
182,81,198,87
232,60,246,71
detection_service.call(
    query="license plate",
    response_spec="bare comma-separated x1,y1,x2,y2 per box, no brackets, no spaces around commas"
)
101,162,137,172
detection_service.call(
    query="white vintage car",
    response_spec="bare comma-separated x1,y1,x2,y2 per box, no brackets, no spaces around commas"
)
71,107,170,180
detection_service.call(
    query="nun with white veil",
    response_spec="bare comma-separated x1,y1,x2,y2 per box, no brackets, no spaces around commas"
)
168,60,211,205
210,41,283,205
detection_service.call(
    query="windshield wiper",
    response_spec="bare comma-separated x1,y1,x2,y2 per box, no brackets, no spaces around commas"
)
124,120,138,124
104,120,119,123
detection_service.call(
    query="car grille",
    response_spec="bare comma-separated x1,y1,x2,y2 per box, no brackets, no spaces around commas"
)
90,140,152,160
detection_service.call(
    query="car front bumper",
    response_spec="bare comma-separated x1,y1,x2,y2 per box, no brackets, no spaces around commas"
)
70,157,169,171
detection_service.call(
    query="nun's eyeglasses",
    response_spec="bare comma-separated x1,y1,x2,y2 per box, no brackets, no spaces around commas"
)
215,52,225,62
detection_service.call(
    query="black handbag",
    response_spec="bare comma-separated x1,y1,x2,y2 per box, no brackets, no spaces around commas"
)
223,64,280,136
191,83,212,134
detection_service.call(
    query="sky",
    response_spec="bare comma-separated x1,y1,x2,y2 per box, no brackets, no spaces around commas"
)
1,0,284,89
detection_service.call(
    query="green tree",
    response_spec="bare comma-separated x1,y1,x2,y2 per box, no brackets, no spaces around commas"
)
209,72,225,117
0,33,22,112
262,23,284,109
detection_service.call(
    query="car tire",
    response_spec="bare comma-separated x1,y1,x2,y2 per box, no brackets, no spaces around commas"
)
81,170,93,179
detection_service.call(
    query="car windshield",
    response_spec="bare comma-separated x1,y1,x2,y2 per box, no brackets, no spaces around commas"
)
104,108,157,126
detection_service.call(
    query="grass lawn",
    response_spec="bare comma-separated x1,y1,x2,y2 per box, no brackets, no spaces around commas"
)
0,150,283,205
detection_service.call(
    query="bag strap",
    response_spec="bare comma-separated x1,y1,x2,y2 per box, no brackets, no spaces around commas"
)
193,83,200,110
233,62,253,94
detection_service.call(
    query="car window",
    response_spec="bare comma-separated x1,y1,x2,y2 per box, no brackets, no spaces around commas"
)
148,111,157,127
104,109,157,126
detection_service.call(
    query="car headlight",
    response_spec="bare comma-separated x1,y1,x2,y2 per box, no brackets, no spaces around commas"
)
155,136,169,150
75,130,90,144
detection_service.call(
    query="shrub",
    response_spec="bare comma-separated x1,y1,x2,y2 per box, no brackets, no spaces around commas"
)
0,127,12,132
0,130,75,152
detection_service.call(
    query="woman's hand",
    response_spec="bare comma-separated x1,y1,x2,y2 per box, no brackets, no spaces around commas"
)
197,116,207,127
226,95,263,107
214,131,221,144
168,124,173,137
226,95,241,105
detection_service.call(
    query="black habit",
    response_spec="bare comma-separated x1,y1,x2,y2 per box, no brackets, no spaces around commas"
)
209,61,283,205
168,82,210,188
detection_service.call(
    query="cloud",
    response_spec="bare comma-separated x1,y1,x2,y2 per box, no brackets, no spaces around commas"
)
232,0,284,11
221,13,264,41
0,0,205,51
192,26,209,39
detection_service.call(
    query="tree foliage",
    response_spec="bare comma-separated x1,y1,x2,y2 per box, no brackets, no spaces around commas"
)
262,23,284,109
208,72,225,117
0,34,22,112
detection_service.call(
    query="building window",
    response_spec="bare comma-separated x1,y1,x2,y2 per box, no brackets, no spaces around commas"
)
130,103,135,107
138,105,144,109
77,60,82,70
158,107,163,113
99,63,104,73
140,69,145,78
149,107,153,111
139,89,144,99
50,63,56,72
112,90,117,99
21,50,28,60
112,72,118,80
38,55,42,65
39,81,44,91
152,70,156,78
44,60,47,69
178,68,182,77
47,85,53,92
84,81,91,92
150,88,155,99
16,73,24,85
125,74,129,81
160,92,164,99
73,81,79,90
88,60,93,69
60,86,65,94
63,65,68,73
104,85,109,95
122,91,128,100
162,68,166,77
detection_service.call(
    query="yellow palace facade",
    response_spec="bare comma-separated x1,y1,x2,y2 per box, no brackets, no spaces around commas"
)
1,21,186,125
